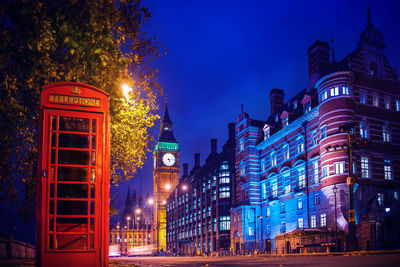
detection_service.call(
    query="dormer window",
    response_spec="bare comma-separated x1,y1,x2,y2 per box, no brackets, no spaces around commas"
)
369,62,378,76
304,100,311,113
293,101,298,109
274,115,279,122
282,116,289,127
164,127,170,131
280,111,289,127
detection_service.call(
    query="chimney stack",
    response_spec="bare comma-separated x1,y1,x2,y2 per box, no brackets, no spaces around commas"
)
194,153,200,168
307,40,330,87
228,122,235,140
270,89,284,115
183,163,188,177
211,139,217,154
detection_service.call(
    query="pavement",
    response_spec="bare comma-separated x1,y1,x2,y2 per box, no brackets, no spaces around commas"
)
1,251,400,267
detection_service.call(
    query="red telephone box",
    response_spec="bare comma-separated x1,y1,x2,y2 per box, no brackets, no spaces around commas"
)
36,82,110,267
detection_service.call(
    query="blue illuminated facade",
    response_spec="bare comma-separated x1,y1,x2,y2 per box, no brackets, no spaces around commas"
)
231,13,400,253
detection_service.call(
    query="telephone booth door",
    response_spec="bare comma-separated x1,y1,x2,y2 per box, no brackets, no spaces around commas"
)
37,82,109,267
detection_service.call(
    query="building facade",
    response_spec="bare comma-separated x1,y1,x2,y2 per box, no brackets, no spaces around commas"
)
231,11,400,253
109,190,153,255
166,123,236,255
153,104,180,252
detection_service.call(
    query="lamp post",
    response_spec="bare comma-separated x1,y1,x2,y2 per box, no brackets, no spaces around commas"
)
333,185,338,251
257,216,263,252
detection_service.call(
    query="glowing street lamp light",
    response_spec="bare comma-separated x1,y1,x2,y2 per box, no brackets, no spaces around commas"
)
182,184,188,191
135,208,141,214
126,216,131,230
148,198,154,205
162,200,166,205
121,84,133,103
165,184,171,190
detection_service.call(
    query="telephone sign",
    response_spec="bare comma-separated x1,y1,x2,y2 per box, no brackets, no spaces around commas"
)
37,82,110,267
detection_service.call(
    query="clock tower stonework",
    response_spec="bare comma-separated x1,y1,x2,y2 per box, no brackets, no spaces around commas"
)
153,104,180,252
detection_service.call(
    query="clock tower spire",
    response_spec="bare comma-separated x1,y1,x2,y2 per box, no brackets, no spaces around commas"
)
153,103,180,252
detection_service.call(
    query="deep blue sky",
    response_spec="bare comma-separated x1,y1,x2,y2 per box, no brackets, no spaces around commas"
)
116,0,400,213
3,0,400,244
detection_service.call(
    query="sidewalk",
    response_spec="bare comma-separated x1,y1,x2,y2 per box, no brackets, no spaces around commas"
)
255,249,400,257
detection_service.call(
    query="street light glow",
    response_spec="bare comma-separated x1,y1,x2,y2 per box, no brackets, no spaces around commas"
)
148,199,154,205
182,185,188,191
162,200,166,204
122,84,133,102
165,184,171,190
135,208,141,214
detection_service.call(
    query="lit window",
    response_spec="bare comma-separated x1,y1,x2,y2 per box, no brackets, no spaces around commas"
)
239,137,245,151
320,213,327,227
322,165,329,178
311,215,316,228
342,86,350,95
361,157,369,178
304,100,311,113
266,224,271,235
396,99,400,111
219,186,230,198
296,136,304,154
298,218,304,228
385,96,391,110
283,144,289,160
282,116,289,127
272,181,278,198
320,125,326,139
313,161,319,183
270,152,277,167
334,162,344,174
248,226,254,236
298,168,305,189
320,90,328,101
239,161,245,177
264,127,270,140
261,183,267,200
312,130,318,146
372,94,379,107
384,160,392,180
280,221,286,233
360,122,368,138
383,125,391,142
330,86,339,96
314,193,320,205
297,199,303,210
266,207,270,217
261,158,267,172
360,90,366,104
219,216,230,231
293,101,298,109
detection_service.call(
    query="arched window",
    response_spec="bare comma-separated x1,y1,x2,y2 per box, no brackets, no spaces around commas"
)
296,136,304,154
270,151,277,167
383,125,391,142
360,121,368,139
283,144,289,161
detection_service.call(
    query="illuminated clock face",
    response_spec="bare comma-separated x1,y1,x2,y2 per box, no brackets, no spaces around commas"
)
162,153,175,166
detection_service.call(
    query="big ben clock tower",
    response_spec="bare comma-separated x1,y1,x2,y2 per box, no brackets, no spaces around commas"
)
153,104,180,252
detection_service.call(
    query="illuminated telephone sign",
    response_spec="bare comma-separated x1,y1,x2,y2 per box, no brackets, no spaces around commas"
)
37,82,110,267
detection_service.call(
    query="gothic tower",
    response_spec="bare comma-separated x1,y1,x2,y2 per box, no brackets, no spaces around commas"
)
153,104,180,251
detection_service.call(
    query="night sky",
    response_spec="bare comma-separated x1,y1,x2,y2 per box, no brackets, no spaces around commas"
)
2,0,400,244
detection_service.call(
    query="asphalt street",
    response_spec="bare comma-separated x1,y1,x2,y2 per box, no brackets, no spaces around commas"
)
110,254,400,267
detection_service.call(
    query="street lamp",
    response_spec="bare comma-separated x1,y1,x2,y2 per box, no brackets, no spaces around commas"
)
122,84,133,102
165,183,171,190
126,216,131,231
333,185,338,250
182,184,188,191
148,198,154,205
257,216,263,251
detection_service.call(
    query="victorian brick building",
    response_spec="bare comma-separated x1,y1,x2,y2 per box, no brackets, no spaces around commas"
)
166,124,236,255
231,10,400,253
